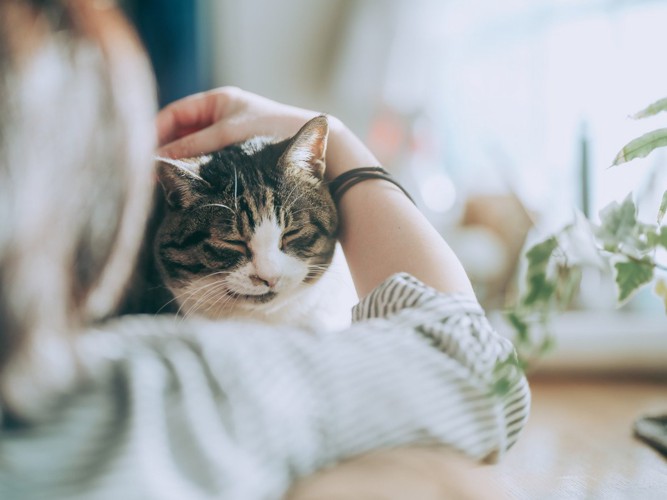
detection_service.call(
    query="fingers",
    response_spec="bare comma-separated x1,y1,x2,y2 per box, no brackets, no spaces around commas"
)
155,86,315,158
156,89,234,147
156,94,212,147
157,124,229,158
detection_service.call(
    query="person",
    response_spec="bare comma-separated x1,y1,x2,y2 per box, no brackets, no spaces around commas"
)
0,1,530,499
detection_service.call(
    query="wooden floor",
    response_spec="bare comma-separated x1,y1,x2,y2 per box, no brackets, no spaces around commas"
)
288,376,667,500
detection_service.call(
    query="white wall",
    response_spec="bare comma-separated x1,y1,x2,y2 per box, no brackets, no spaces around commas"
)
205,0,667,319
209,0,401,134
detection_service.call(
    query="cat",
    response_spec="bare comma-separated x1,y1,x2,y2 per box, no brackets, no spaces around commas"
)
120,115,356,331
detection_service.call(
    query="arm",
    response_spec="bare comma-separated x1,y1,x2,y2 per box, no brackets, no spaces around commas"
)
325,118,474,297
2,90,528,499
71,274,527,500
2,274,528,500
156,88,473,297
149,89,529,495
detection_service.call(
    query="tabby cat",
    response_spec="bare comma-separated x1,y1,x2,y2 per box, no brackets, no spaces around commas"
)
121,115,355,330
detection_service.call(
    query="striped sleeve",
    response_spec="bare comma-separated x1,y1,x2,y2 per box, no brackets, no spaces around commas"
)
352,272,530,457
0,273,530,500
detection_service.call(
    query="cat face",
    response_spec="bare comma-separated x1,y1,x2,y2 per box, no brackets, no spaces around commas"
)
154,116,338,318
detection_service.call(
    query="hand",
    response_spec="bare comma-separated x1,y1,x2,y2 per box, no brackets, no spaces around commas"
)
156,86,379,180
156,86,319,158
156,87,473,297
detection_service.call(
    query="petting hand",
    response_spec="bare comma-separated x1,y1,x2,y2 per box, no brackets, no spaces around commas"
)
156,86,319,158
155,86,379,180
156,86,472,297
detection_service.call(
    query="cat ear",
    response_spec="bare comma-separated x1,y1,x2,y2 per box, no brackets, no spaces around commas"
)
155,155,212,209
280,115,329,179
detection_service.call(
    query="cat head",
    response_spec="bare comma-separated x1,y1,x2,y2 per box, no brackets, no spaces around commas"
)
154,115,338,318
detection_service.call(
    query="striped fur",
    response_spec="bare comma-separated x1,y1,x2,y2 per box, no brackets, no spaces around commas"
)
147,116,352,327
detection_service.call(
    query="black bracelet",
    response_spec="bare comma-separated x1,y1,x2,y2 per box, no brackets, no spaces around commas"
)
328,166,416,205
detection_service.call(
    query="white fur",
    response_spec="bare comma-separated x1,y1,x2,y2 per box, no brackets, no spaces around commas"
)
156,155,212,180
240,137,276,155
223,216,305,296
288,145,315,170
176,217,357,331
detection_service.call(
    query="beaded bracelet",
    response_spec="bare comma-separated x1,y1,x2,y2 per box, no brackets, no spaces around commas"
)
328,166,416,205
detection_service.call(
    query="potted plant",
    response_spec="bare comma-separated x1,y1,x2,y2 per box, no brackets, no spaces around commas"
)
502,97,667,455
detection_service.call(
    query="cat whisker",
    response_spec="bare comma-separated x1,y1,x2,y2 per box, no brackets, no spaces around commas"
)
233,164,239,211
198,282,235,316
288,199,328,215
198,203,236,215
183,279,232,319
285,190,308,209
193,277,236,305
152,271,234,316
305,268,330,275
173,278,227,321
287,206,320,217
158,271,232,317
153,288,187,315
154,284,205,318
306,273,330,280
306,264,337,272
210,292,240,319
197,269,233,281
176,283,217,322
282,182,299,206
201,286,238,319
283,181,310,209
305,264,349,282
308,266,335,273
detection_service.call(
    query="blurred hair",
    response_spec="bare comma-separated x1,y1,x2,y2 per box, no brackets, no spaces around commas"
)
0,0,156,419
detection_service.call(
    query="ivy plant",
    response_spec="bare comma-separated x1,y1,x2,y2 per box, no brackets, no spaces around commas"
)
507,97,667,368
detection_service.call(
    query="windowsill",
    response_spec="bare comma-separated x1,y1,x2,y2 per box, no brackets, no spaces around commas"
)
491,310,667,375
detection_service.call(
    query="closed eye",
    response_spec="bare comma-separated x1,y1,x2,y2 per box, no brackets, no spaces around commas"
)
283,229,301,238
221,239,249,255
281,229,302,248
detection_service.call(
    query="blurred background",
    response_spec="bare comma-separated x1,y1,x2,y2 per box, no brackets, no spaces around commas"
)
122,0,667,373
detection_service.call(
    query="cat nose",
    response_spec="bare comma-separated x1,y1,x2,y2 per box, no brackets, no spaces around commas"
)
250,274,278,288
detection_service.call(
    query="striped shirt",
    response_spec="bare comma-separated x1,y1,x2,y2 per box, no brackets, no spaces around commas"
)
0,273,530,500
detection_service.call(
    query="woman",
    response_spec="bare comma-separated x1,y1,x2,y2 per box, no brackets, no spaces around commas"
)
0,1,529,499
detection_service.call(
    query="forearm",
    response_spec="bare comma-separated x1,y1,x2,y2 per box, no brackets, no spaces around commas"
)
156,89,476,298
287,447,507,500
326,118,474,298
201,274,527,472
63,275,528,499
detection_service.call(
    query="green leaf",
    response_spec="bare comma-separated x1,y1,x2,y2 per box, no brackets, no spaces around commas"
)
659,190,667,225
661,227,667,249
611,128,667,166
655,279,667,313
506,311,529,345
524,274,556,306
631,97,667,119
522,237,559,306
555,265,582,306
647,229,661,248
648,226,667,249
613,259,654,304
559,212,605,268
525,237,558,274
538,335,556,356
595,194,637,249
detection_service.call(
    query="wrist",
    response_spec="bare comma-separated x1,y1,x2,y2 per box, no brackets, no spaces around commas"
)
325,116,379,181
